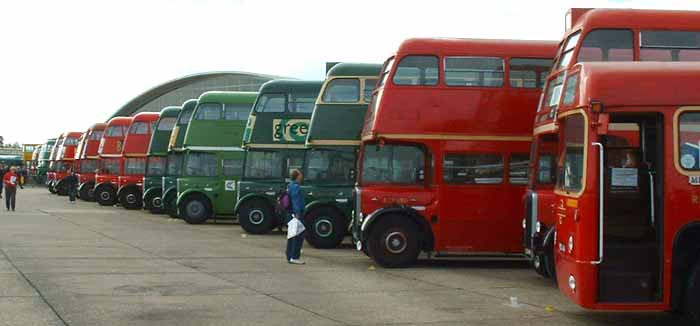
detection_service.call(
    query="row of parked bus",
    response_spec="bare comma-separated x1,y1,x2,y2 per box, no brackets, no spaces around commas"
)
33,8,700,323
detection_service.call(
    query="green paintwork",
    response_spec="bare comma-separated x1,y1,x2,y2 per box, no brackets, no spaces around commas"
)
161,99,196,216
37,138,57,174
242,80,322,146
176,91,258,218
327,62,382,78
143,106,181,207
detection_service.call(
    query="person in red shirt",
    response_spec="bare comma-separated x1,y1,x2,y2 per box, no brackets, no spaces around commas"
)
3,167,23,211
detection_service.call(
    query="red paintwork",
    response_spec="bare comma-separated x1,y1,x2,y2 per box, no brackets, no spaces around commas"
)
117,112,159,192
553,62,700,312
96,117,133,189
359,38,557,254
53,131,83,186
75,123,106,187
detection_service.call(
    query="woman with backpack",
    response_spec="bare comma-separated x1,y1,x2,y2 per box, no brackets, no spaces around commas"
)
285,169,306,265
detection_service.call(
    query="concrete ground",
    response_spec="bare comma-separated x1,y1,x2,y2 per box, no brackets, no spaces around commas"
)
0,187,688,325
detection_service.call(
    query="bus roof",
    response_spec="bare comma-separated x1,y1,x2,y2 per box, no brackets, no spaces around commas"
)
571,8,700,31
132,112,160,123
107,116,134,127
570,62,700,110
396,38,557,57
159,106,181,117
327,63,382,77
170,99,198,151
90,123,107,131
198,91,258,105
258,80,323,94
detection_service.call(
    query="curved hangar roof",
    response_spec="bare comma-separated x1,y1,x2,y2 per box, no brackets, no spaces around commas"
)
108,71,286,120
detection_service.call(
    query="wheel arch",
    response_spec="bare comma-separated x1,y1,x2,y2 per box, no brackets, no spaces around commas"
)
117,183,141,199
142,186,162,201
78,181,95,193
361,206,435,252
305,200,347,219
671,221,700,311
234,193,275,215
177,189,213,209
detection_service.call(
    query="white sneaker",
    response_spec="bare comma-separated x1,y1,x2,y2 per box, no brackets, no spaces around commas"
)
288,259,305,265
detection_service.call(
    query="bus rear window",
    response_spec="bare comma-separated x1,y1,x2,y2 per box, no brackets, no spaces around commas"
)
445,57,504,87
556,114,586,193
224,104,251,121
509,58,552,89
362,144,425,184
577,29,634,62
195,103,222,120
393,55,438,86
322,79,360,103
641,31,700,62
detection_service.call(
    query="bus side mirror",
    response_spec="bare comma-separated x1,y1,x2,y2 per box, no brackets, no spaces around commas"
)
596,113,610,135
417,168,425,181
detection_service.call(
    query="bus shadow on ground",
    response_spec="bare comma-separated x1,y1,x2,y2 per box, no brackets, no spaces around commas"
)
412,258,530,270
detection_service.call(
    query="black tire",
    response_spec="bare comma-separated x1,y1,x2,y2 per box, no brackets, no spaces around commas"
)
530,252,550,278
367,215,420,268
79,183,95,202
95,185,117,206
48,181,56,194
56,180,68,196
179,194,211,224
163,191,178,218
144,190,163,214
686,259,700,324
119,187,142,210
238,199,276,234
304,206,346,249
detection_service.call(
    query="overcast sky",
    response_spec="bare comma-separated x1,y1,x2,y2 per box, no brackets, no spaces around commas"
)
2,0,700,144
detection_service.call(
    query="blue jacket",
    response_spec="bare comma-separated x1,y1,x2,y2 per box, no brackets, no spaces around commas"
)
287,181,305,217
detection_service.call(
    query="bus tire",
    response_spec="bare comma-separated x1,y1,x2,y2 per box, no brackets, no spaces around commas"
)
48,181,56,194
164,192,178,218
686,259,700,324
239,199,275,234
144,192,162,214
82,182,96,202
95,185,117,206
367,215,420,268
180,194,210,225
531,252,550,278
304,207,346,249
56,180,68,196
119,188,142,210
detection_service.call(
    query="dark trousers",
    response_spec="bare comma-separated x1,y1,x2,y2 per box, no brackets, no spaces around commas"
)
68,187,76,202
5,188,16,211
286,233,304,261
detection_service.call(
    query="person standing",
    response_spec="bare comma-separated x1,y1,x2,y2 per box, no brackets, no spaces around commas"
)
286,169,306,265
3,167,23,211
66,167,79,203
0,164,5,199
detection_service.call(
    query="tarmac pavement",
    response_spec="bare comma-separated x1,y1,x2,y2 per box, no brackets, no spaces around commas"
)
0,187,688,325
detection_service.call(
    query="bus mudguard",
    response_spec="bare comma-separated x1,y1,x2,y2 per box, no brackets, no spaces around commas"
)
360,205,434,251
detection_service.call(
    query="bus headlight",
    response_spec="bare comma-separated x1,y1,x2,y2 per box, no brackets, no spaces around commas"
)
568,234,574,253
536,221,542,233
568,275,576,292
522,219,526,229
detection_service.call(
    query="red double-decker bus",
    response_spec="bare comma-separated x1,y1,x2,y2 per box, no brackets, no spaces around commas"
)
116,112,159,209
52,131,83,196
549,61,700,323
352,38,556,267
75,123,106,201
524,8,700,280
95,117,133,206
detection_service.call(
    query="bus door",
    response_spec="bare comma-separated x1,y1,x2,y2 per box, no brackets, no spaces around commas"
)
596,119,662,303
217,151,245,215
438,151,511,252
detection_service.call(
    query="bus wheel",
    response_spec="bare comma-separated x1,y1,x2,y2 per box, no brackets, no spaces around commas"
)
144,192,162,214
48,181,56,194
95,185,116,206
180,194,210,225
79,184,92,201
164,192,178,218
239,199,275,234
367,215,419,268
686,259,700,324
119,188,142,210
56,181,68,196
530,253,550,278
304,207,345,249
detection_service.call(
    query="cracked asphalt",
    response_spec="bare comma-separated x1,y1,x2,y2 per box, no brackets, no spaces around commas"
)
0,187,687,325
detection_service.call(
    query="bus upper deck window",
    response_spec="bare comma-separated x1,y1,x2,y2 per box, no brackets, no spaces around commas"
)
445,57,504,87
510,58,553,88
195,103,222,120
224,104,252,121
288,94,316,113
363,78,378,102
129,122,149,135
641,31,700,62
577,29,633,63
393,55,438,86
322,79,360,103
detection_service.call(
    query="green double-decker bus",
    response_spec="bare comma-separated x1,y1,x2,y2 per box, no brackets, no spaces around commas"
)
36,138,56,184
301,63,381,248
143,106,181,213
236,80,323,234
162,99,197,218
176,91,258,224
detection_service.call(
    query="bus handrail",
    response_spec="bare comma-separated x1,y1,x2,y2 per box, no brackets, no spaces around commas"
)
648,171,655,226
592,142,604,265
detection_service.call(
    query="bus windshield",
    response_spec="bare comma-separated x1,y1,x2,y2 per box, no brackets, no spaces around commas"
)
184,152,217,177
361,144,425,185
244,150,305,180
146,156,165,177
556,114,586,193
124,158,146,176
100,158,120,175
304,149,356,183
166,154,182,177
80,159,97,174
